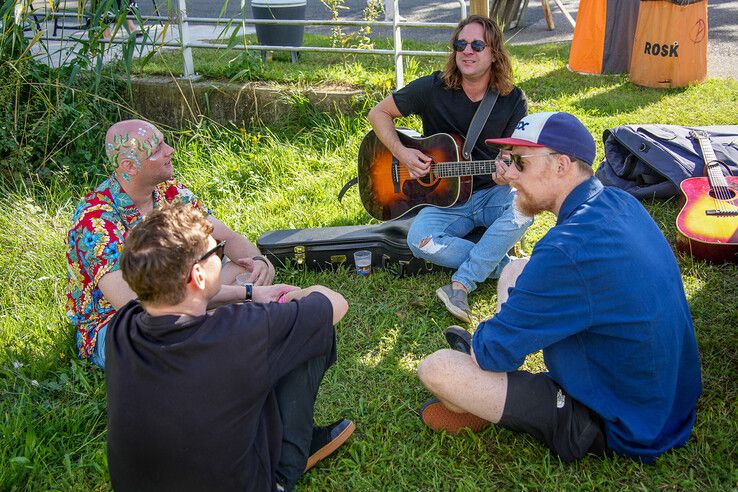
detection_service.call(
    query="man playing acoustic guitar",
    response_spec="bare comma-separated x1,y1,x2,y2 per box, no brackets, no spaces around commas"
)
368,15,531,323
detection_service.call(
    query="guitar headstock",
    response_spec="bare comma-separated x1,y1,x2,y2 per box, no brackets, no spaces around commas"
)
689,129,708,140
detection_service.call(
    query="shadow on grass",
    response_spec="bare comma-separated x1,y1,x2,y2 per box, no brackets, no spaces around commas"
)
509,42,571,63
672,256,738,486
518,64,680,116
574,82,687,116
627,198,737,485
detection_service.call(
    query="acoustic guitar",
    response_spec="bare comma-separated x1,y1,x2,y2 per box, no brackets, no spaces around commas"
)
357,130,498,221
675,130,738,263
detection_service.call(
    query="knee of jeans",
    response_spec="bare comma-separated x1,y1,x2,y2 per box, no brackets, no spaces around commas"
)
511,205,534,228
408,234,447,259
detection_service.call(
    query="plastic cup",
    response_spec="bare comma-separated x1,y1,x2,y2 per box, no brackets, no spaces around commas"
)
353,250,372,276
235,273,251,286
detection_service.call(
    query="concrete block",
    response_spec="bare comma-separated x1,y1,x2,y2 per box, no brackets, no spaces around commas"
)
126,76,364,129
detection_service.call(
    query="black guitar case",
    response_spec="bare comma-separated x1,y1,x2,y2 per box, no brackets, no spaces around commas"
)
257,216,483,278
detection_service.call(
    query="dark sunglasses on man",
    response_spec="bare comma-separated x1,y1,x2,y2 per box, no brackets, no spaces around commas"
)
452,39,487,52
188,239,226,282
496,152,560,172
197,240,227,263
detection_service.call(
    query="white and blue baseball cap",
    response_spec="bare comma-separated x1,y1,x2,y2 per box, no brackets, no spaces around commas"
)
486,112,596,166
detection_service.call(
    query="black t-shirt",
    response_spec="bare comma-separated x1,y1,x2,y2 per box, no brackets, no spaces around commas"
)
105,293,335,492
392,71,528,191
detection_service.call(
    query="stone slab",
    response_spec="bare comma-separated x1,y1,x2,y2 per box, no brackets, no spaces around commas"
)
127,76,365,129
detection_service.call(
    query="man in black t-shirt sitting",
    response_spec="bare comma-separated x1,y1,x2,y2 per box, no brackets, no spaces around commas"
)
105,203,353,492
368,15,531,324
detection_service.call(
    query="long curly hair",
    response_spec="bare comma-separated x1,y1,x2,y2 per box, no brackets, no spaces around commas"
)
441,15,515,96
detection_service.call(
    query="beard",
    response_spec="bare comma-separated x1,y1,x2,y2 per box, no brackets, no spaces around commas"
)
514,190,545,217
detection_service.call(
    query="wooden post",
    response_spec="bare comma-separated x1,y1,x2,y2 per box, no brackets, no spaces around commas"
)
552,0,576,28
470,0,489,17
542,0,555,30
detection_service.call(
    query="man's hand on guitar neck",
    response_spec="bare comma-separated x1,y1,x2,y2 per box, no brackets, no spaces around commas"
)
397,146,433,179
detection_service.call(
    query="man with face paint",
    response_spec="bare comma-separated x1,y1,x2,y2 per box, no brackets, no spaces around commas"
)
66,119,275,369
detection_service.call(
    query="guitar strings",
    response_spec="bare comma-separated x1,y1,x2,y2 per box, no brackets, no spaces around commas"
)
394,160,498,179
706,159,736,213
691,132,737,214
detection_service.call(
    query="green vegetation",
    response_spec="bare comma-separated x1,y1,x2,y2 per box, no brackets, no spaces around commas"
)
1,31,738,490
130,34,449,93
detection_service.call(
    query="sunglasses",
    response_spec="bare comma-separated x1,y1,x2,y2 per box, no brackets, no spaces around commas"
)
452,39,487,52
197,240,226,263
497,152,560,172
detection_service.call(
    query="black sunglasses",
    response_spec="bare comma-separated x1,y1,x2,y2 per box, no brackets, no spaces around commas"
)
197,240,226,263
453,39,487,52
497,152,560,172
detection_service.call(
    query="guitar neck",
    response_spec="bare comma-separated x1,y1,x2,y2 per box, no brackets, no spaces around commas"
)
692,131,728,189
431,160,497,178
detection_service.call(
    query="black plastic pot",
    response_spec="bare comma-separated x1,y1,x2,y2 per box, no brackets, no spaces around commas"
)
252,0,306,63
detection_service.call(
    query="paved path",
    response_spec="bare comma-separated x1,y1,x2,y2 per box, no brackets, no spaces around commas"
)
30,0,737,78
175,0,737,78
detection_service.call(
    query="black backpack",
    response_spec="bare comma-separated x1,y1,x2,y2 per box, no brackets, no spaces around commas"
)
595,124,738,199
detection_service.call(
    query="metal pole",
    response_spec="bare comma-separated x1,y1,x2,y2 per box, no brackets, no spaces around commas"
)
240,0,247,44
457,0,467,19
393,0,404,88
177,0,198,79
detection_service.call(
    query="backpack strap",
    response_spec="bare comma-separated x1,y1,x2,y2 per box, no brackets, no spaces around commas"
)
462,89,499,160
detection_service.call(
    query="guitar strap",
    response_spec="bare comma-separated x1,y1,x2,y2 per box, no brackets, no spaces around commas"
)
337,177,358,202
462,89,499,160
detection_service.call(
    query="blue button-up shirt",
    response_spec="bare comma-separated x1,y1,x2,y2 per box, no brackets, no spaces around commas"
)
473,177,702,461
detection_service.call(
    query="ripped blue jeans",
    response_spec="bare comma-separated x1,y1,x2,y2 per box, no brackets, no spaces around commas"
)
406,185,532,292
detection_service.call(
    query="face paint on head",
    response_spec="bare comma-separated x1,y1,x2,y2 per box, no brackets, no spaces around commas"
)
105,121,163,170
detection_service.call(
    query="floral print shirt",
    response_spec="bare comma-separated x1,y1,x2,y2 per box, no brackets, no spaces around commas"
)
66,176,208,360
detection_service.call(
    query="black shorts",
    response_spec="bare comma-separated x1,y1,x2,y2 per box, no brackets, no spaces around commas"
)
499,371,608,462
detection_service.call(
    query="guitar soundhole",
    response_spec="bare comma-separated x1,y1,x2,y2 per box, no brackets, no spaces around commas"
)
709,188,737,200
402,175,440,198
417,174,438,188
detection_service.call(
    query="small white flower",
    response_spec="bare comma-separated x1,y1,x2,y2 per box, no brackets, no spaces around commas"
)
12,361,22,369
31,380,39,387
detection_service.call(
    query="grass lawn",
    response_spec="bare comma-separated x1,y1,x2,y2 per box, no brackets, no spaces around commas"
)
2,38,738,490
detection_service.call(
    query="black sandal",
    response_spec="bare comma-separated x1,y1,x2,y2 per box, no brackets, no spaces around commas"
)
444,325,472,354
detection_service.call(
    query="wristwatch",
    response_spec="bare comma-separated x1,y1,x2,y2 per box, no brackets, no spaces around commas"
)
243,282,253,302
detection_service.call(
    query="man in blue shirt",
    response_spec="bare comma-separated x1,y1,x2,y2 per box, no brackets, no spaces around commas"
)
417,112,702,463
